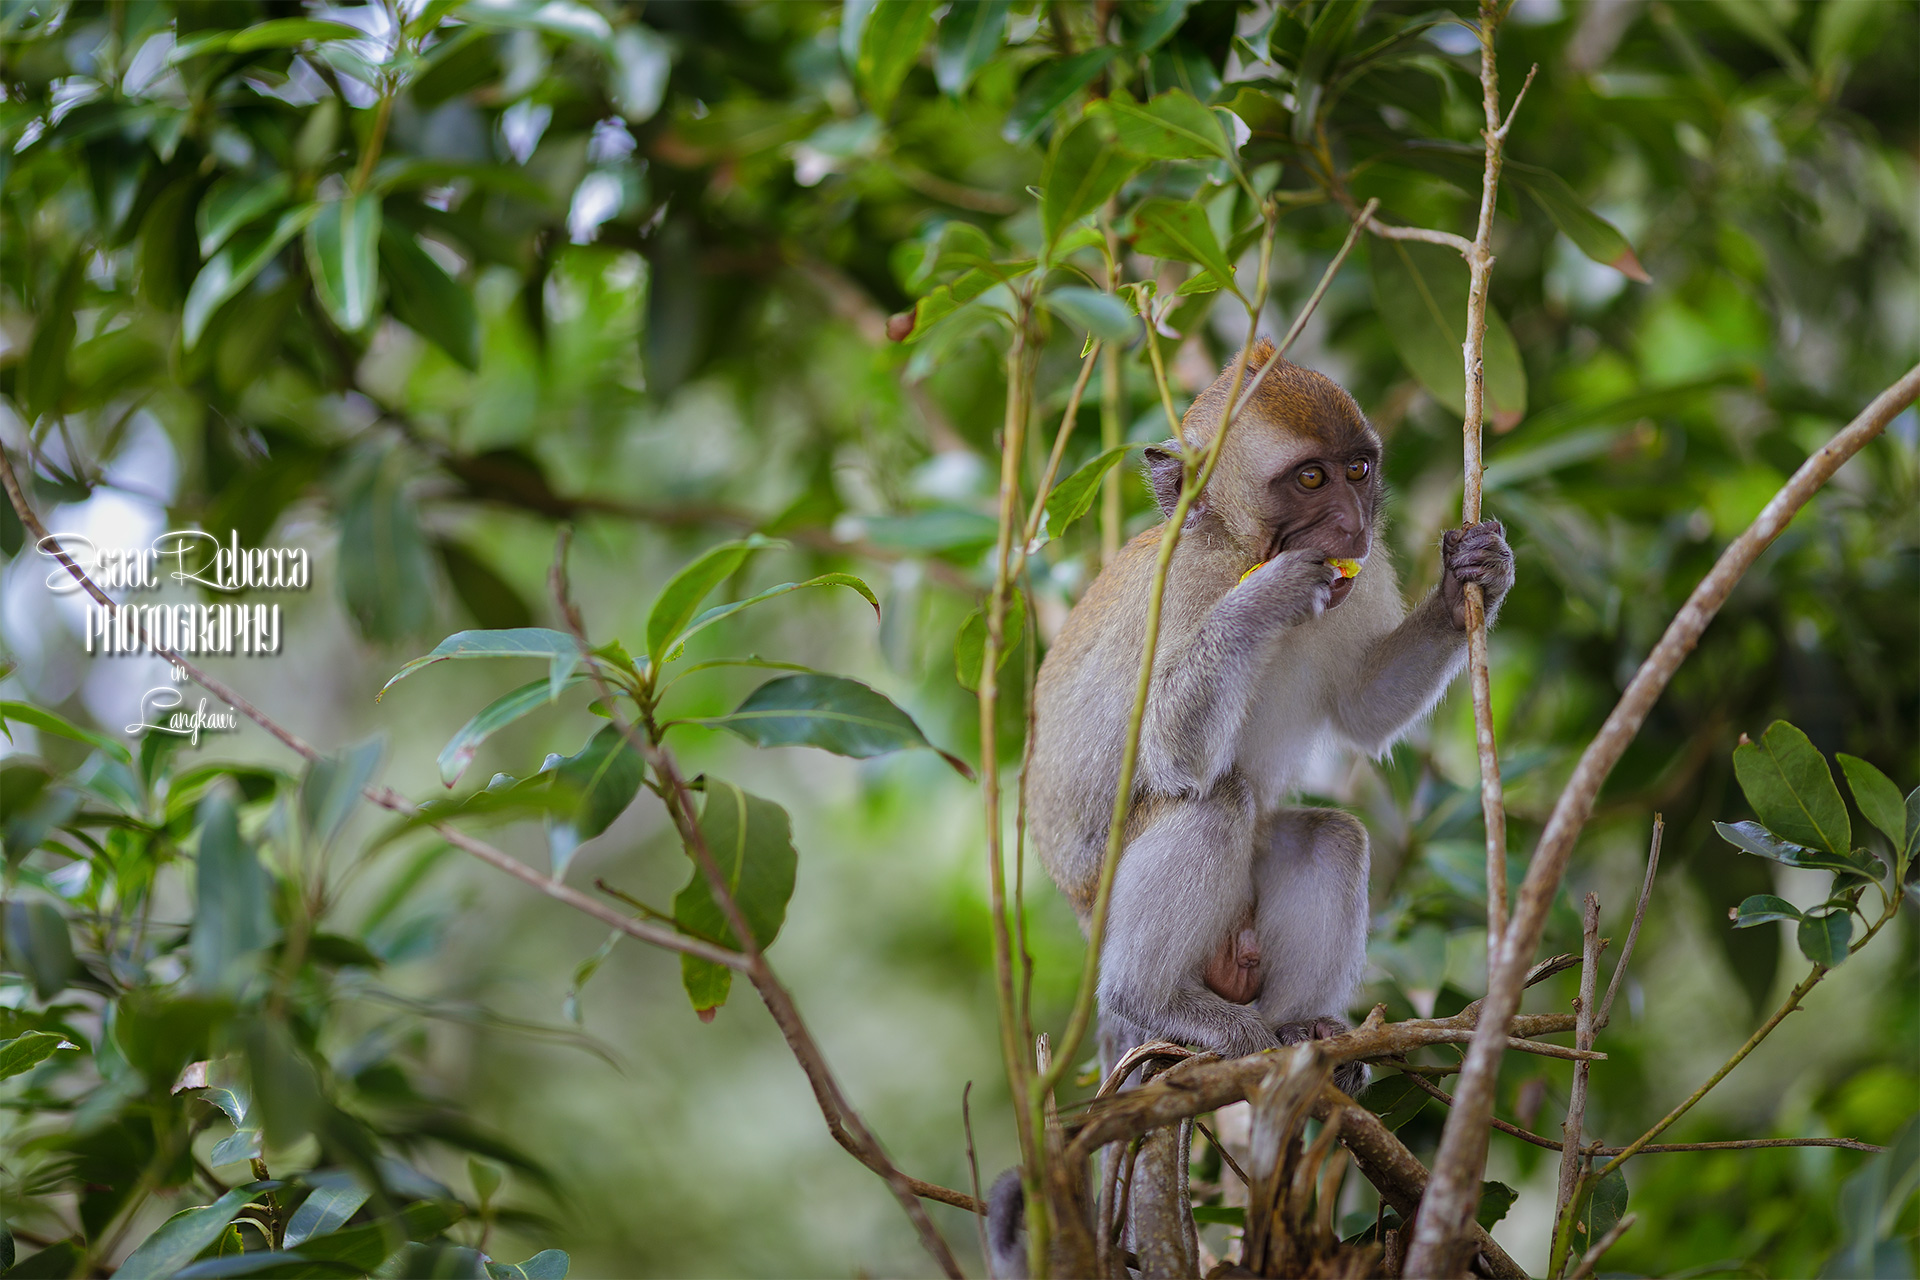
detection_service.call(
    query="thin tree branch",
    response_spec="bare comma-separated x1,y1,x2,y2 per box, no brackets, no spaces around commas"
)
1361,216,1475,254
548,534,965,1274
1553,894,1604,1267
1414,359,1920,1270
1598,816,1662,1029
1396,1072,1564,1151
1565,1212,1636,1280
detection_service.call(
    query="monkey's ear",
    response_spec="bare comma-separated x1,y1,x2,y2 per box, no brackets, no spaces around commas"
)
1144,446,1197,522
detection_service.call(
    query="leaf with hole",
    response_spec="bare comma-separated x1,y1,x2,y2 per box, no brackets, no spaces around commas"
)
647,535,782,662
1731,894,1803,928
1797,910,1852,967
1732,721,1851,856
674,780,797,1017
1133,197,1241,298
1039,117,1136,253
1368,238,1526,429
934,0,1008,96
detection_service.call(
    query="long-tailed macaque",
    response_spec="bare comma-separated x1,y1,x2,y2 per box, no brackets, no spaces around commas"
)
1029,339,1513,1080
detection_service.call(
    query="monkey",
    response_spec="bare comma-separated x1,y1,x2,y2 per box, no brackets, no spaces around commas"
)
1027,339,1514,1086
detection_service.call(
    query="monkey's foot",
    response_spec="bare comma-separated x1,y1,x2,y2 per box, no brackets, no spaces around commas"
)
1275,1017,1371,1096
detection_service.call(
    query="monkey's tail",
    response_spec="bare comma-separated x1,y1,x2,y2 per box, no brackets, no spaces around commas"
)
985,1167,1028,1280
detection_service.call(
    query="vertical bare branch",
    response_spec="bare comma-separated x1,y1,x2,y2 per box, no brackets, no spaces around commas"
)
1410,360,1920,1271
1553,894,1603,1262
1598,816,1662,1029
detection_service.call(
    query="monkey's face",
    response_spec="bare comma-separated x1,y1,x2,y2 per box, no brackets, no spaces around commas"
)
1260,445,1381,607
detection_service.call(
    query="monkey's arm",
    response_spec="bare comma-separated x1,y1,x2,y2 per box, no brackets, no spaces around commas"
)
1331,519,1513,754
1139,548,1337,792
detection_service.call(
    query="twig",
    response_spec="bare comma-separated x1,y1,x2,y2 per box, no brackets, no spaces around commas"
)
548,534,967,1272
1023,341,1102,550
965,1082,992,1260
1360,215,1474,254
1396,1072,1564,1152
1565,1212,1636,1280
1592,1137,1884,1156
1553,894,1603,1266
1195,1119,1249,1186
1598,816,1662,1029
1414,358,1920,1269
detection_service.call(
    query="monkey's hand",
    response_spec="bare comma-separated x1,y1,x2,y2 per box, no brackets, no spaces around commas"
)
1238,548,1343,627
1439,518,1514,631
1277,1017,1370,1096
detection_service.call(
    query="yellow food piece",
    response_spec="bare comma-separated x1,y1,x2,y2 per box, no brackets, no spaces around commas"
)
1329,557,1362,580
1239,561,1263,585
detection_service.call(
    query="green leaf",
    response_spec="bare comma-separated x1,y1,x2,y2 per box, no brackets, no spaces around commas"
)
337,448,437,644
1712,821,1876,879
381,223,478,369
1122,0,1195,54
305,195,382,333
0,1031,72,1080
646,535,781,662
1133,196,1242,299
1906,786,1920,872
1038,288,1139,344
1732,721,1851,856
169,19,361,61
438,540,534,631
486,1250,570,1280
111,1184,265,1280
1837,754,1907,854
673,780,797,1017
1580,1166,1629,1244
184,204,318,349
1291,0,1371,136
1731,893,1803,928
1507,162,1649,283
1004,48,1118,147
854,0,938,118
934,0,1008,96
1476,1180,1517,1230
0,701,132,764
283,1182,371,1248
198,172,292,257
955,591,1026,696
301,737,383,848
1098,88,1234,161
1797,910,1852,967
469,1157,504,1206
1037,444,1135,547
1191,1205,1245,1227
3,900,74,1000
380,628,583,701
438,676,588,787
191,787,273,993
1039,116,1136,253
906,267,1018,338
696,675,971,778
545,725,644,881
22,250,85,422
1368,238,1527,429
669,573,879,661
287,1201,463,1271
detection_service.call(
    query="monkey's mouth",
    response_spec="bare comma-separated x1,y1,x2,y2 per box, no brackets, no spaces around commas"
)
1328,574,1356,608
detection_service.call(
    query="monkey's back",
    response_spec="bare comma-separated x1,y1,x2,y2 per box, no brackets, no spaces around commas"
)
1029,525,1184,921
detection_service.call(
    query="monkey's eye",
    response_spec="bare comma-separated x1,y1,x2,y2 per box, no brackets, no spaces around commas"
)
1297,465,1327,490
1346,458,1371,482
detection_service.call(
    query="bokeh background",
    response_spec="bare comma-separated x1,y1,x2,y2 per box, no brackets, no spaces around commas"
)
0,1,1915,1276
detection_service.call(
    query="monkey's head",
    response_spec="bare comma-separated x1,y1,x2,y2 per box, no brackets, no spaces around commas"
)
1146,340,1382,607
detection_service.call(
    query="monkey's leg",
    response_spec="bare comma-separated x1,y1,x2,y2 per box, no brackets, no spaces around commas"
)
1250,806,1371,1095
1099,782,1278,1061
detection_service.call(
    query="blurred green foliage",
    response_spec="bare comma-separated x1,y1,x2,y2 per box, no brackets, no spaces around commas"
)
0,0,1914,1275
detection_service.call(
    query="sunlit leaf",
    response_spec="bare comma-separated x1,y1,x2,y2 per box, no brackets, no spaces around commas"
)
669,573,879,661
934,0,1008,96
1732,721,1851,856
439,676,588,786
1036,444,1136,548
1039,116,1136,252
1038,287,1138,344
184,204,318,349
380,628,583,701
1097,88,1234,161
673,780,797,1017
1133,197,1242,299
955,591,1026,698
0,1031,72,1081
305,194,382,333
